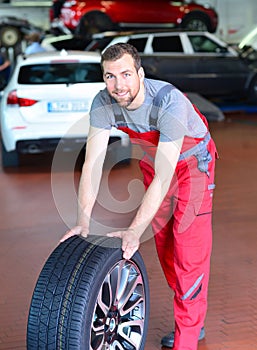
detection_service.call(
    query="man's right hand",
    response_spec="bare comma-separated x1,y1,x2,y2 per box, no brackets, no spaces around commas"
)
60,225,89,243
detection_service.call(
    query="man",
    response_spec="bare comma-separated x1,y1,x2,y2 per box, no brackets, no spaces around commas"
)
24,32,46,55
61,43,218,349
0,45,11,86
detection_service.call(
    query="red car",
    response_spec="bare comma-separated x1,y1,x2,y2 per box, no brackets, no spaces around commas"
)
50,0,218,35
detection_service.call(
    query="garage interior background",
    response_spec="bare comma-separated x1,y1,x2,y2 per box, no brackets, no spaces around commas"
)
1,0,257,44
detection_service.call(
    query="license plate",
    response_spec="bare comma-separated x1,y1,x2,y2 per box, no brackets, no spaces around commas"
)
48,101,89,112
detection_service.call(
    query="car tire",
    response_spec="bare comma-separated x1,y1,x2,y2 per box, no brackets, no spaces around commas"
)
76,11,115,36
0,25,21,47
27,235,150,350
181,13,211,32
1,142,19,167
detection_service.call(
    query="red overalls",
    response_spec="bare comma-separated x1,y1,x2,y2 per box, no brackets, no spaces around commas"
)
117,105,217,350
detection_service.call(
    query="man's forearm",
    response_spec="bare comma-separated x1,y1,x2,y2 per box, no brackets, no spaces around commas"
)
76,160,103,226
76,126,110,227
128,172,173,236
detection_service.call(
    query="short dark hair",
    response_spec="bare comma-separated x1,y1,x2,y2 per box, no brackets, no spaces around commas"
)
101,43,141,71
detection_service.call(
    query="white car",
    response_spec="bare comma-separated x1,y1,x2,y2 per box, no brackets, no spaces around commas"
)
0,50,131,168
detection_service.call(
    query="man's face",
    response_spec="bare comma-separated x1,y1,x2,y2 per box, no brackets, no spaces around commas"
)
102,53,144,108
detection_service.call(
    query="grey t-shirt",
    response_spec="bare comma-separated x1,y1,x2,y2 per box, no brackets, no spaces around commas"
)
90,78,207,142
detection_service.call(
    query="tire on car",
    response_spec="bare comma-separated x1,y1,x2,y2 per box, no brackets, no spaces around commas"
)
1,142,19,168
76,11,116,36
27,235,150,350
0,25,21,47
181,12,212,32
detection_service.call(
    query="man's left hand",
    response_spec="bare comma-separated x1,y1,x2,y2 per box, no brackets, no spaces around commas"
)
107,229,140,260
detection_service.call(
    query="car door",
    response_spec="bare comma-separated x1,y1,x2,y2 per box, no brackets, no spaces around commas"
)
111,0,144,23
134,0,180,24
186,33,250,97
114,0,179,24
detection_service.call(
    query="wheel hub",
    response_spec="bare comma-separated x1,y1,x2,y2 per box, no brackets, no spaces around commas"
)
109,318,116,332
105,306,120,344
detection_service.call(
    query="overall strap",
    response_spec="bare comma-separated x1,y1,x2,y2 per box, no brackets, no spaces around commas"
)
111,97,126,124
149,84,175,127
179,132,211,161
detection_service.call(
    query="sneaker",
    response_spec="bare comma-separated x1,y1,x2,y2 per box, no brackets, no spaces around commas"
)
161,327,205,348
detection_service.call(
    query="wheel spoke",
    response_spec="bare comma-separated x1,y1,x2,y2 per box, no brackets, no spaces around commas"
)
116,320,143,349
97,275,112,315
111,340,124,349
117,265,144,316
119,318,144,336
109,260,126,306
91,321,105,335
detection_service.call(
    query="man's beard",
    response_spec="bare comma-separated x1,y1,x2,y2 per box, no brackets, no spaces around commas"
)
112,89,138,108
113,94,134,107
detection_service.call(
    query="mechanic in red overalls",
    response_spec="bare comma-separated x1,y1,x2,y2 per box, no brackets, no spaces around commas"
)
61,43,218,349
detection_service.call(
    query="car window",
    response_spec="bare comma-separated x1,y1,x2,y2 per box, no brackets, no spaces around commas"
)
152,35,183,53
51,37,91,51
86,37,115,51
18,63,103,84
127,38,147,52
188,35,228,53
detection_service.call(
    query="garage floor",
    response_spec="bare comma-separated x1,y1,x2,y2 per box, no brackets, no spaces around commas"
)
0,111,257,349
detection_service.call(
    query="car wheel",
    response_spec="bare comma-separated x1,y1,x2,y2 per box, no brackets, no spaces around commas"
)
1,142,19,167
248,76,257,103
181,13,211,32
76,11,115,36
27,235,150,349
0,26,21,47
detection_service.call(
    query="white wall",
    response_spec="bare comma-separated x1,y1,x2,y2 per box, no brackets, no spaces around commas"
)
194,0,257,43
0,1,51,30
